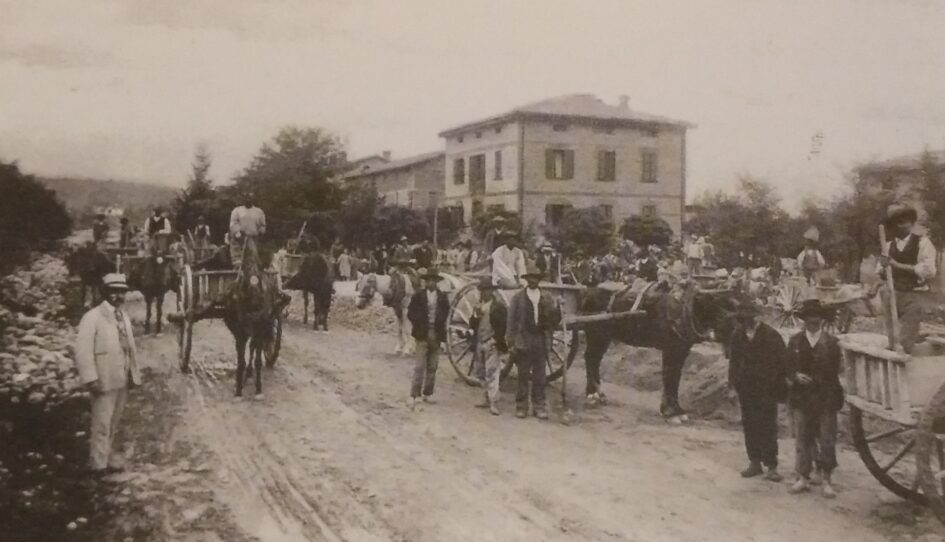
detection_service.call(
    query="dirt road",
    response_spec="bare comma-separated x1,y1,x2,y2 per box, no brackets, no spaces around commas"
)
121,288,942,542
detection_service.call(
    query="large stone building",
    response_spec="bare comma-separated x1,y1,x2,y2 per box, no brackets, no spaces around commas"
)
343,151,445,209
856,150,945,218
437,94,692,235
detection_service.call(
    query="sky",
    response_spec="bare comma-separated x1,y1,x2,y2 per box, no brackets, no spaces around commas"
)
2,0,944,210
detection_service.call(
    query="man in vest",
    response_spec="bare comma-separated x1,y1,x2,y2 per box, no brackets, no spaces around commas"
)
797,227,826,286
406,267,450,410
229,192,266,269
878,203,938,353
470,277,508,415
507,262,562,420
118,217,133,249
193,215,211,250
92,214,109,245
74,273,141,474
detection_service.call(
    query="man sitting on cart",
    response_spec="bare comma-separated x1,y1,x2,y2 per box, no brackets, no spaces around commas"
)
877,203,938,353
797,227,825,286
229,191,266,270
491,232,527,288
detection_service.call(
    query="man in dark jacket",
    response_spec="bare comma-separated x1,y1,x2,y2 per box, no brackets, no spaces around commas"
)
728,301,787,481
469,277,508,415
407,267,450,409
786,299,843,498
414,240,437,269
507,262,562,420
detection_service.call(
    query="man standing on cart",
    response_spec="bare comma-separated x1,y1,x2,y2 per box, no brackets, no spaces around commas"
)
229,192,266,270
878,203,937,353
507,263,562,420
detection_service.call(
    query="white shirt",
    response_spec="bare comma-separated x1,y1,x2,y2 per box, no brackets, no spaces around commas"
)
143,215,172,235
491,245,527,286
876,234,938,284
797,249,825,268
229,205,267,237
526,288,541,325
745,322,760,342
805,329,822,348
426,289,438,324
686,242,702,259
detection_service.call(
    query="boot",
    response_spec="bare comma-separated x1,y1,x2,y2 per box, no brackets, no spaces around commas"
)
515,407,528,419
740,462,763,478
764,467,783,482
586,393,600,408
489,403,500,416
809,468,823,486
789,477,810,494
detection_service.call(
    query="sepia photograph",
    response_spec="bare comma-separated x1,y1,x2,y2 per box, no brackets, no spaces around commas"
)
2,1,945,540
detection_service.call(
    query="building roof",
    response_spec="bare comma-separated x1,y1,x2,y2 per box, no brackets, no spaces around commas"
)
343,151,444,180
857,150,945,173
439,94,693,137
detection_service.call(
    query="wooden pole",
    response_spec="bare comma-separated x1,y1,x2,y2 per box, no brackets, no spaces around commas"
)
292,221,307,255
880,225,902,352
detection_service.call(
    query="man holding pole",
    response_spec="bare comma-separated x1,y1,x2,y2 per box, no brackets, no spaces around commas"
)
877,203,937,353
229,191,266,269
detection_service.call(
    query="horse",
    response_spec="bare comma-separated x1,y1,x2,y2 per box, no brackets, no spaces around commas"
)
222,250,284,399
356,271,417,355
284,251,335,331
127,253,180,335
579,282,742,423
66,242,115,307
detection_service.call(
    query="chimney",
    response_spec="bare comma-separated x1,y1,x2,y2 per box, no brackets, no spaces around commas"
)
382,150,392,161
618,95,630,109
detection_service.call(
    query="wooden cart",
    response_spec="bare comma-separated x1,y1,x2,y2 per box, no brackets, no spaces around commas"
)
840,331,945,524
174,264,284,373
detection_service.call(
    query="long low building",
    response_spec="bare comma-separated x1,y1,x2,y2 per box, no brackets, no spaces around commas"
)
438,94,693,235
343,151,445,210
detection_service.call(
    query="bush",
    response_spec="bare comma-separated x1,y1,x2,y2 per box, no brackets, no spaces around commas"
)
620,215,674,248
0,162,72,272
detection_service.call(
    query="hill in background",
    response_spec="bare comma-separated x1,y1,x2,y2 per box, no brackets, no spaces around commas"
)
39,177,178,228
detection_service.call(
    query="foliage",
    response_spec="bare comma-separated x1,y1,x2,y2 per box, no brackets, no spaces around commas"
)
426,206,463,248
0,161,72,270
171,146,221,242
619,215,674,248
370,205,430,247
472,208,523,241
919,150,945,247
335,183,383,250
232,126,347,243
552,206,615,257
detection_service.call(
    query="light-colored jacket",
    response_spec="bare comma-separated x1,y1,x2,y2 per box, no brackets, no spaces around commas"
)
229,205,267,237
75,301,141,391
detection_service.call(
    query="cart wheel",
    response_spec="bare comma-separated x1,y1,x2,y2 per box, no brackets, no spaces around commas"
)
849,405,925,504
265,312,284,368
177,265,195,373
914,382,945,525
775,283,802,328
447,283,483,386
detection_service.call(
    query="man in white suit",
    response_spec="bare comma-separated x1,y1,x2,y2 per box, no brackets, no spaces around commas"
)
75,273,142,474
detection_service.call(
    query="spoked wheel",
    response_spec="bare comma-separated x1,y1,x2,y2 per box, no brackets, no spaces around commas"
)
264,312,284,368
775,282,803,328
176,264,194,373
915,382,945,525
849,406,926,504
446,283,579,386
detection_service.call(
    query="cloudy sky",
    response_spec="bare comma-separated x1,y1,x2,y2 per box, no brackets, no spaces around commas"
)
2,0,944,209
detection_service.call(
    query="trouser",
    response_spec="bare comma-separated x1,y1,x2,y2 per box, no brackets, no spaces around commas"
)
792,407,838,478
660,341,689,415
515,333,547,410
882,289,931,353
89,387,128,470
474,344,502,404
230,236,259,269
411,330,439,398
584,341,604,396
687,258,702,276
738,394,779,468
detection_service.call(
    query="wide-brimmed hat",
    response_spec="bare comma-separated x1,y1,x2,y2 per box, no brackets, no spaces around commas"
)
886,203,918,227
399,235,408,242
522,262,544,279
102,273,129,291
477,277,497,290
419,267,442,280
795,299,827,320
735,300,763,318
540,242,555,252
492,215,507,223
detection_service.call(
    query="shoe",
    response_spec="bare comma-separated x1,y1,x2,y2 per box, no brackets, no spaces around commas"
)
409,397,418,411
822,481,836,499
515,408,528,419
586,393,600,407
534,409,549,420
598,391,609,405
489,404,500,416
789,478,810,494
740,462,763,478
810,469,823,486
422,396,436,404
764,468,783,482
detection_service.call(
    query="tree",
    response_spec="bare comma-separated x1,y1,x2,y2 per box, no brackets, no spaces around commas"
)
233,126,348,244
336,183,384,250
472,208,523,241
371,205,429,247
172,146,220,241
426,206,463,248
553,206,615,257
620,215,674,247
919,150,945,247
0,160,72,271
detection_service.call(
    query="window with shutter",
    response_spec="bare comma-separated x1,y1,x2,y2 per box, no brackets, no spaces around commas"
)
642,204,657,218
494,150,503,180
546,149,574,180
597,150,616,181
453,158,465,185
641,150,658,183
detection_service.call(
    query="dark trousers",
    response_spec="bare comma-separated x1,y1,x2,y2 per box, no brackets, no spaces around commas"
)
411,330,439,398
660,342,688,415
738,394,779,468
584,338,607,395
793,408,838,477
515,332,547,410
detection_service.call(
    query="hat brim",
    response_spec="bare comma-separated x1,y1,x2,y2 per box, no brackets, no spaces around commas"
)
103,283,129,291
886,209,918,226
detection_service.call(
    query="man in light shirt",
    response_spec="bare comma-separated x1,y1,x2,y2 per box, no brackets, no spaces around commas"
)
506,262,562,420
797,237,826,286
685,233,703,276
877,203,938,353
491,232,527,288
229,192,266,269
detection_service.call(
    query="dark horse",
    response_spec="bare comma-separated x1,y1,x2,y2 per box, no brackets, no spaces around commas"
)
127,253,179,335
223,249,283,399
66,243,115,307
580,282,741,422
284,251,334,331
